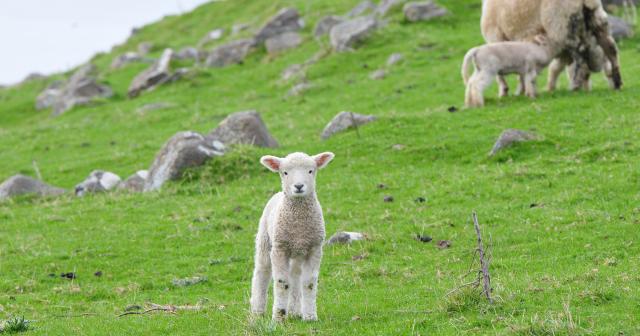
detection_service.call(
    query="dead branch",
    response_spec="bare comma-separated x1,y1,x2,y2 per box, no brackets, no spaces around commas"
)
117,308,176,318
472,211,493,304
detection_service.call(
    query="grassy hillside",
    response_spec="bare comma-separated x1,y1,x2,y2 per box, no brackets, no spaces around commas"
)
1,0,639,334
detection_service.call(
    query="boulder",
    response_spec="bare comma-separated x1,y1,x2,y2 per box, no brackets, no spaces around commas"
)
207,110,279,148
608,16,633,40
321,111,376,139
175,46,203,61
489,129,539,156
35,80,64,110
347,0,376,17
314,15,345,37
144,131,225,191
232,23,251,35
199,28,224,46
111,52,150,69
330,16,378,52
119,170,148,192
327,231,366,244
0,175,66,200
265,32,303,55
281,63,306,82
254,8,303,45
287,81,314,97
75,170,122,196
128,49,174,98
369,69,387,80
386,53,404,66
51,64,113,116
205,39,254,67
138,42,153,55
403,1,448,22
376,0,405,16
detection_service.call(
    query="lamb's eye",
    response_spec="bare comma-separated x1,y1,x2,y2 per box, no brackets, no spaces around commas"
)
284,172,288,175
308,170,313,174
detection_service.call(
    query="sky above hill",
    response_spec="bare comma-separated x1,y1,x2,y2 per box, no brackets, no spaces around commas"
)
0,0,211,85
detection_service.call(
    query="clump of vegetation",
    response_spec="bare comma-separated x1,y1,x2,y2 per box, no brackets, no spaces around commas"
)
0,317,30,334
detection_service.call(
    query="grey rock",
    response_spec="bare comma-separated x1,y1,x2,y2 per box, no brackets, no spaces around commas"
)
321,111,376,139
330,16,378,52
205,39,254,67
254,8,303,45
608,16,633,40
118,170,148,192
145,131,225,191
489,129,540,156
0,175,66,200
111,52,151,69
369,69,387,80
175,46,203,61
200,28,224,45
281,63,306,82
35,80,64,110
75,170,122,196
231,23,251,35
51,64,113,116
23,73,47,82
403,1,448,22
265,32,303,55
207,110,279,148
135,102,176,114
386,53,404,66
376,0,405,16
314,15,345,37
172,276,207,287
128,48,174,98
287,81,314,96
347,0,376,17
327,231,366,245
138,42,153,55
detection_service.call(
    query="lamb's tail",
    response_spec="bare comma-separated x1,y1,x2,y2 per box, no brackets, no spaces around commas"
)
461,48,477,85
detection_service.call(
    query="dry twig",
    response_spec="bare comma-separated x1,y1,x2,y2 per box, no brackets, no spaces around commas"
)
472,211,493,304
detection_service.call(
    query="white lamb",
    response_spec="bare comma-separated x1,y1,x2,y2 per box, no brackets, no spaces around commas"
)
461,38,554,108
250,151,335,322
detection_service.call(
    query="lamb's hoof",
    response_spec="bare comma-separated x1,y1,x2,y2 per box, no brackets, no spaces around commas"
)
302,314,318,321
272,308,287,322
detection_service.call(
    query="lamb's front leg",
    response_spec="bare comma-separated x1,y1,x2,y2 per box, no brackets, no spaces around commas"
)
301,246,323,321
496,75,509,97
270,248,290,321
287,258,303,318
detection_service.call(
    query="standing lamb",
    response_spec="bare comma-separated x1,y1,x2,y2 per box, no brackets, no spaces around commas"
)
462,38,554,107
481,0,622,92
250,152,335,321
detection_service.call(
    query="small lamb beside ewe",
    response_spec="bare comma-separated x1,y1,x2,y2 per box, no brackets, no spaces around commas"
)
251,152,335,322
461,37,554,108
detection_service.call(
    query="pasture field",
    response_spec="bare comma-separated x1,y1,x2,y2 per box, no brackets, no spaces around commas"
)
1,0,639,334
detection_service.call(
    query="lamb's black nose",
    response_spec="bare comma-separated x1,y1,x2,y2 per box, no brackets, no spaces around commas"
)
294,184,304,191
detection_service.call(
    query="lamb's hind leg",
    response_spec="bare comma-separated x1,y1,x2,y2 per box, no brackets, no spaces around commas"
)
287,258,303,318
250,232,272,315
524,71,538,98
301,246,322,321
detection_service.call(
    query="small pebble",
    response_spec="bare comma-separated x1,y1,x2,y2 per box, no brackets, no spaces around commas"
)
416,234,432,242
377,183,387,189
383,195,394,202
436,240,451,249
61,272,76,279
415,197,426,203
391,144,405,150
94,271,103,277
447,106,458,113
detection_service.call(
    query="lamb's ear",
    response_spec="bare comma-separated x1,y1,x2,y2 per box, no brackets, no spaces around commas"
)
313,152,334,169
260,155,282,172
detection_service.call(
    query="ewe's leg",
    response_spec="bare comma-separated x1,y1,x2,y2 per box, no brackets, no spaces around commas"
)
250,233,271,315
591,10,622,89
497,75,509,97
301,246,323,321
287,258,303,318
603,60,615,89
547,58,566,92
524,71,537,98
270,248,290,321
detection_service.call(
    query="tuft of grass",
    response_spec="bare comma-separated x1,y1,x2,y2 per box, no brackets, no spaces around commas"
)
0,317,30,334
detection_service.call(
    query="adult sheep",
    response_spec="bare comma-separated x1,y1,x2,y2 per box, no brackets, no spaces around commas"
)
481,0,622,93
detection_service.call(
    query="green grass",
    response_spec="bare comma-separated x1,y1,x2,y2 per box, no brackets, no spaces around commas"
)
1,0,640,334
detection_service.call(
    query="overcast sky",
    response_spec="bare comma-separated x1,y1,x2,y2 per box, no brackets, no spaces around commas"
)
0,0,211,85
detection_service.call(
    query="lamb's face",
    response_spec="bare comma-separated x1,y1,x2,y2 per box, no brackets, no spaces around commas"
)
260,152,334,198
